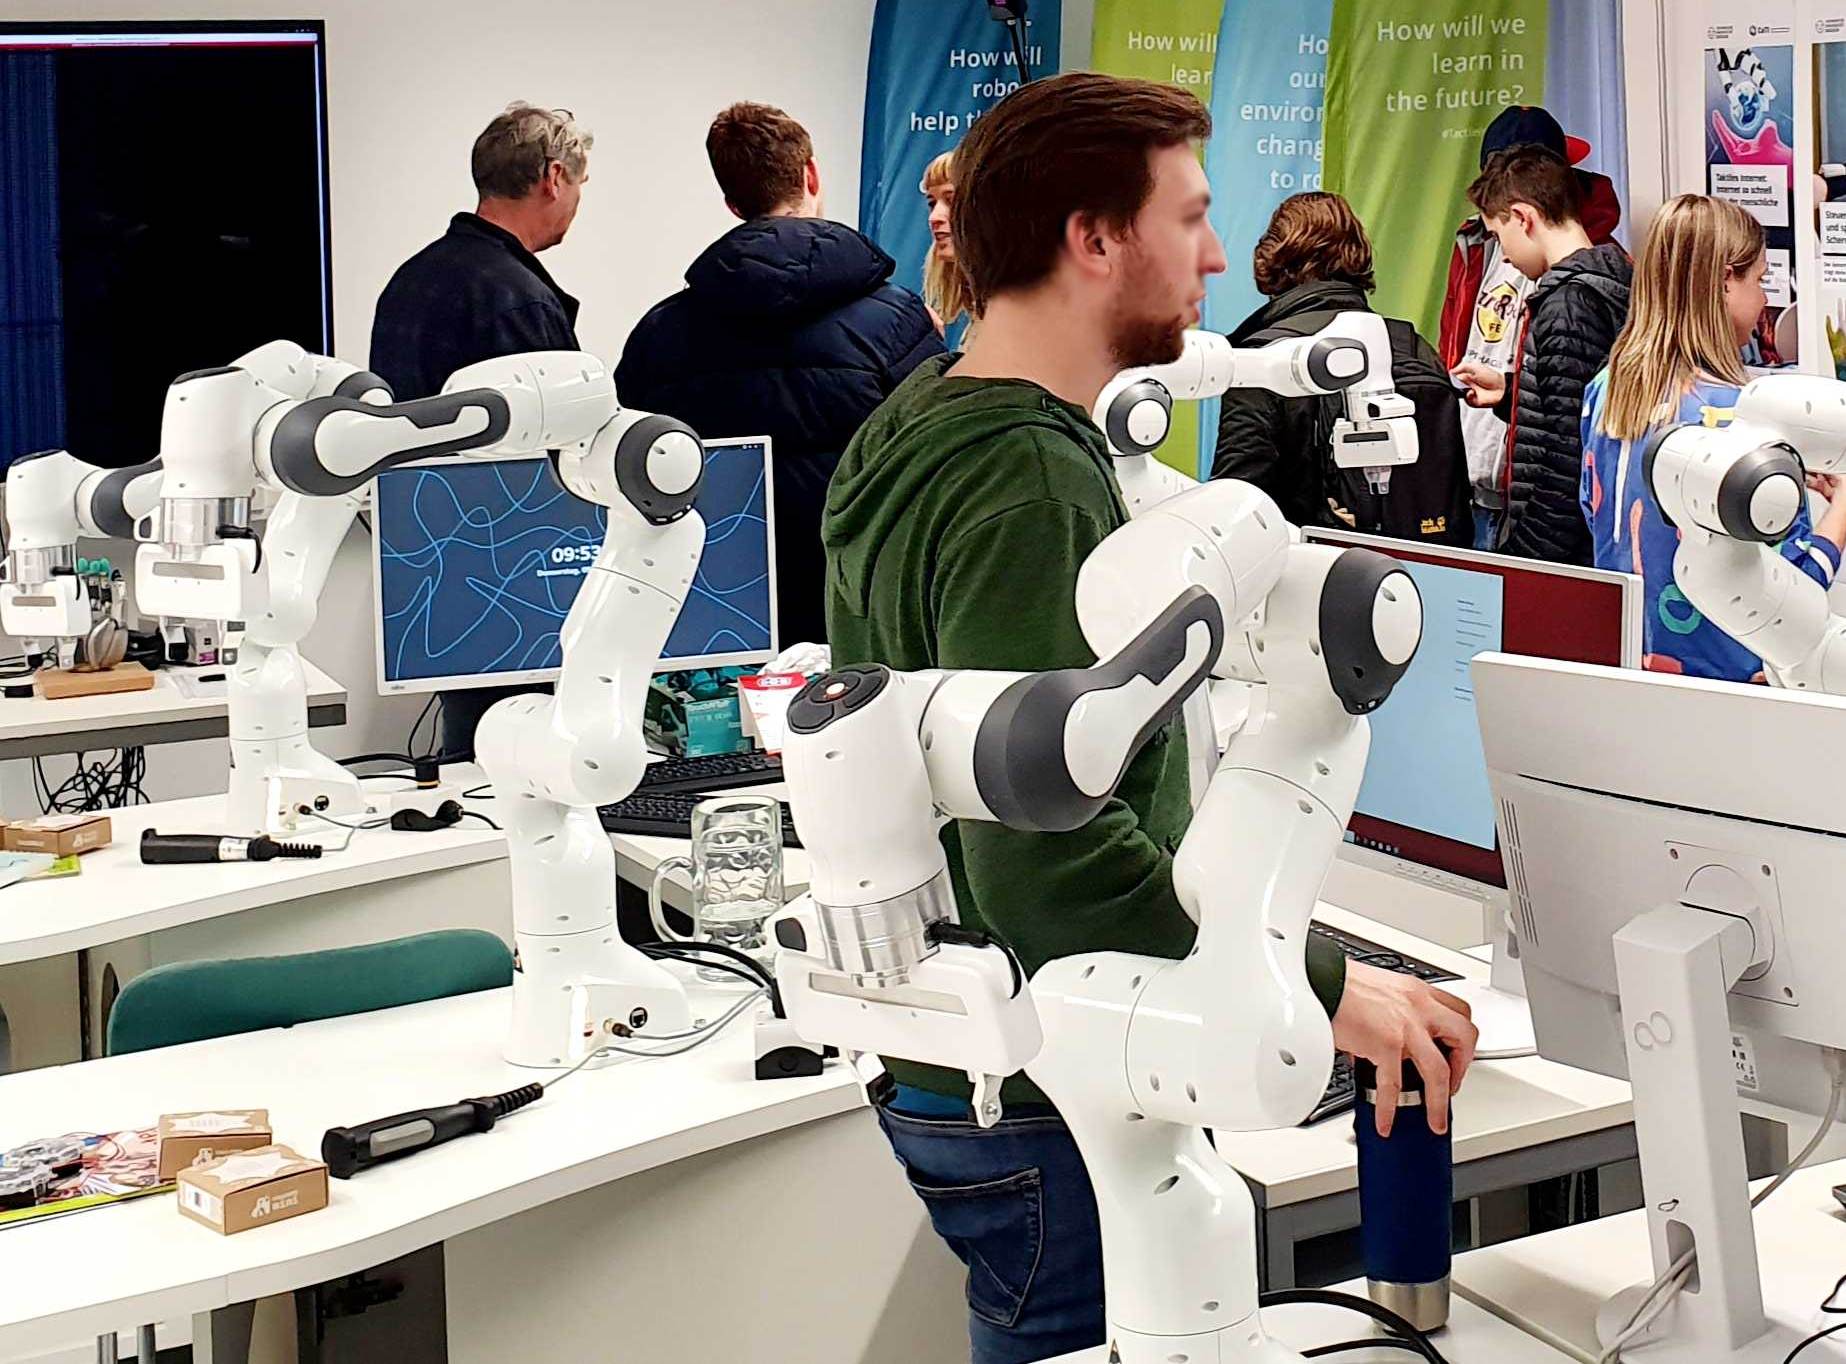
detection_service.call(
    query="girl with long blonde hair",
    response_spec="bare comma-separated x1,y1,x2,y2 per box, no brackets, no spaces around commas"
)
920,150,976,340
1581,193,1846,678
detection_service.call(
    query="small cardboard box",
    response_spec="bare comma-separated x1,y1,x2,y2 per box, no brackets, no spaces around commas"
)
5,813,112,857
176,1144,328,1235
158,1109,273,1180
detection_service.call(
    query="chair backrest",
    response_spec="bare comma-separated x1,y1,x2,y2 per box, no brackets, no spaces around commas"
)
106,929,514,1056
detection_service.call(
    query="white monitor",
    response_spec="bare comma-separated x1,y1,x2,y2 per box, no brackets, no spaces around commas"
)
1475,652,1846,1360
370,437,777,695
1301,529,1642,943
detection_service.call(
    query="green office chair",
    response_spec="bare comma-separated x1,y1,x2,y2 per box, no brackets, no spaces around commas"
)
106,928,513,1056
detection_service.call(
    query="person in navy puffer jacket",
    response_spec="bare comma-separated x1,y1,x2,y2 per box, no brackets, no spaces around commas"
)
616,102,944,650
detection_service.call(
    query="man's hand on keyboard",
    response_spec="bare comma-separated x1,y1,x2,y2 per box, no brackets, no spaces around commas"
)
1331,962,1478,1138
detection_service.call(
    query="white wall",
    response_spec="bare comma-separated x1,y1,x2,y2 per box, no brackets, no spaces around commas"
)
2,0,877,798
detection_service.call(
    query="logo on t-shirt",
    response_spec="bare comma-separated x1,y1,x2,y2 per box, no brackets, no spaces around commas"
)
1476,281,1521,345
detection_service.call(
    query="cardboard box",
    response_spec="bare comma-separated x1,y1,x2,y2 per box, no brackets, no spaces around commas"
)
5,813,111,857
158,1109,273,1180
176,1144,328,1235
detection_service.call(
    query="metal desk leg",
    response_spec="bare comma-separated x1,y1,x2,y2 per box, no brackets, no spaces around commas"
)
96,1333,118,1364
138,1324,157,1362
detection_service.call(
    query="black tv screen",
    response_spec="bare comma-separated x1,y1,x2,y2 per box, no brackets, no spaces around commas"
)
0,21,332,471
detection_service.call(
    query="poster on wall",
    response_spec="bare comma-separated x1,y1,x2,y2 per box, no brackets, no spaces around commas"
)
1704,23,1798,366
1204,0,1333,337
858,0,1061,340
1322,0,1549,340
1091,0,1228,477
1812,9,1846,377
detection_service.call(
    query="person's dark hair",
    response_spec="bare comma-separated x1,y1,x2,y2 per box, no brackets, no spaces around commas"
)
951,72,1211,312
1252,192,1375,296
1468,146,1583,226
706,102,813,218
471,103,592,200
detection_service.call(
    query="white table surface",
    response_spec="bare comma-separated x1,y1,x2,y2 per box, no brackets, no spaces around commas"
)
0,980,860,1359
1047,1285,1576,1361
0,764,812,967
0,785,506,967
0,660,345,747
1454,1159,1846,1361
1218,906,1632,1208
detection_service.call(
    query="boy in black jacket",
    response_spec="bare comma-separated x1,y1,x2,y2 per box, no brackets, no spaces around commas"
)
1454,147,1631,565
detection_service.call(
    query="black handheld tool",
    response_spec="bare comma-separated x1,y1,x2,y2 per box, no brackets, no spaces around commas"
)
140,830,323,864
321,1084,543,1178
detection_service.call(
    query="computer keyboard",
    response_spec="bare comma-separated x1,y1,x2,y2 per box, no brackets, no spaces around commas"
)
1299,920,1462,1125
637,749,784,794
598,790,803,849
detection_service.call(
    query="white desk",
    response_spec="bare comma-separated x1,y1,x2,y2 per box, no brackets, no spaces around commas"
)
0,661,346,761
1226,906,1635,1287
1454,1160,1846,1361
0,984,965,1364
1047,1289,1577,1361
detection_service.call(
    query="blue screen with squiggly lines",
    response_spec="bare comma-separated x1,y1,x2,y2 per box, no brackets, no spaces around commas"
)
373,441,774,688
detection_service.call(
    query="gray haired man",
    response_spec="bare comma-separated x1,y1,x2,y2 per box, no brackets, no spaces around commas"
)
369,102,593,756
370,102,592,401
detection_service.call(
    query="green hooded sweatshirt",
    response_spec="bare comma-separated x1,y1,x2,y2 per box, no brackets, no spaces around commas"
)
821,353,1346,1105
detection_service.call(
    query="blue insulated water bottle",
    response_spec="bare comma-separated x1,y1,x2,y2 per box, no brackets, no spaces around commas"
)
1354,1056,1452,1331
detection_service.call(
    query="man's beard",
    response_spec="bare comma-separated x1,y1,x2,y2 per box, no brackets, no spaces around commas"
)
1106,248,1189,369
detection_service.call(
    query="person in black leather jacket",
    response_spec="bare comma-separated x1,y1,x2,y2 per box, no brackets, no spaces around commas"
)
1454,147,1632,565
616,103,942,649
1214,193,1471,545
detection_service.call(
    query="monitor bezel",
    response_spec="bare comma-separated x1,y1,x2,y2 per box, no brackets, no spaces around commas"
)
368,437,778,696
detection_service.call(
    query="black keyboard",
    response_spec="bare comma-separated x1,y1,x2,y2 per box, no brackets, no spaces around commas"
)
598,790,802,849
636,750,783,794
1309,920,1460,984
1299,921,1461,1126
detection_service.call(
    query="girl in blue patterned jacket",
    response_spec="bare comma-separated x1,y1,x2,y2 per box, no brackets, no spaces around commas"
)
1580,194,1846,680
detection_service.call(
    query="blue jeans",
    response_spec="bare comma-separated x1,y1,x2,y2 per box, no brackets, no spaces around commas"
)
876,1092,1105,1364
1472,506,1502,551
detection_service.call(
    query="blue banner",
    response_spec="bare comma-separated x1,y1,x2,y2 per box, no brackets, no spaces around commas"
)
859,0,1061,312
1204,0,1333,338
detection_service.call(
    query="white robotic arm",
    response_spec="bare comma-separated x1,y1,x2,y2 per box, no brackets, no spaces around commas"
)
1093,314,1420,514
1,451,163,670
774,476,1422,1363
1646,374,1846,691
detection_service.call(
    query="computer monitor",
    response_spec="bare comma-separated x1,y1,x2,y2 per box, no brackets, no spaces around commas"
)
371,437,777,694
0,21,332,472
1302,529,1642,938
1475,653,1845,1360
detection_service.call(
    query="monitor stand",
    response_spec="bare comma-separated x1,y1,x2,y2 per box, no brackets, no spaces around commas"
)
1599,904,1803,1362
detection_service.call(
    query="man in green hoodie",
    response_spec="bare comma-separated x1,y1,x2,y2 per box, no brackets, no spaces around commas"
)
822,72,1478,1364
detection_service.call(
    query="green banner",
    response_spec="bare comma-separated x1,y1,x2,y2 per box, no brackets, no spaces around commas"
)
1323,0,1547,338
1091,0,1227,477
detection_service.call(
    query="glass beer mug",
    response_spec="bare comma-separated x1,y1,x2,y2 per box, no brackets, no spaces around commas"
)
647,794,785,982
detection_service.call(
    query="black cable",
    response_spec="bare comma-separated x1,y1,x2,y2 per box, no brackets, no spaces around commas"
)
1260,1290,1452,1364
463,782,492,800
457,810,500,831
1784,1273,1846,1363
926,921,1025,997
640,940,782,1016
1304,1340,1428,1359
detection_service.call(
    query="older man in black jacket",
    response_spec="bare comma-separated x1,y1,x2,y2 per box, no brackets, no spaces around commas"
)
616,103,942,649
1455,147,1632,565
370,103,591,754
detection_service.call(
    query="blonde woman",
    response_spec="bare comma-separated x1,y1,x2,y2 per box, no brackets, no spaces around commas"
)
919,150,976,340
1580,193,1846,679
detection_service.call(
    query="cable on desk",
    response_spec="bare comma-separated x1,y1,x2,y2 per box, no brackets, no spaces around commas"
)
1785,1274,1846,1363
1601,1072,1845,1361
641,939,782,1016
1304,1339,1428,1359
32,746,148,813
299,808,391,853
1260,1289,1452,1364
462,782,493,800
456,809,500,832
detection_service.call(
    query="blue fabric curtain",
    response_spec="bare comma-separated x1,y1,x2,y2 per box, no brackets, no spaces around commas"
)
1546,0,1631,247
0,53,65,469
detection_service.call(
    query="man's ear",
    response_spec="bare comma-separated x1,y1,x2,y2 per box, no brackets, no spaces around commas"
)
542,161,567,201
806,158,821,198
1061,210,1115,282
